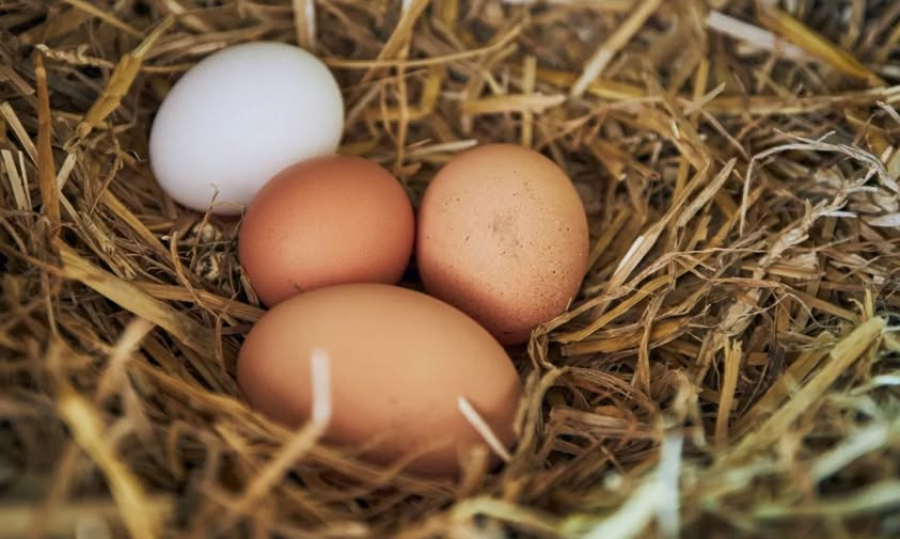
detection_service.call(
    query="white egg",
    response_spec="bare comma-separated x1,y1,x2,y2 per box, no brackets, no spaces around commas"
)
149,42,344,215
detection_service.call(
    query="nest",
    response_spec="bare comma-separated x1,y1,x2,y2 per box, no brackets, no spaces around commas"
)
2,1,899,538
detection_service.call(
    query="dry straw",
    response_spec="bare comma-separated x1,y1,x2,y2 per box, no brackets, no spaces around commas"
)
1,1,899,538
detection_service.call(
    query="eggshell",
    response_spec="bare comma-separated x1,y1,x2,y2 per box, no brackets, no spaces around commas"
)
238,155,415,307
236,283,522,477
149,42,344,215
416,143,589,345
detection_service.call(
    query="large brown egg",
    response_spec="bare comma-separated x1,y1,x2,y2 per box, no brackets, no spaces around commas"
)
238,155,415,307
416,143,589,345
236,283,522,477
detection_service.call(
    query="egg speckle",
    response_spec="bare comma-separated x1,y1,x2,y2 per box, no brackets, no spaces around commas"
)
416,143,589,344
238,155,415,307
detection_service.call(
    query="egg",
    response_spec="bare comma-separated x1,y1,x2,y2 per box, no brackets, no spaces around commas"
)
236,283,522,477
149,42,344,215
416,143,589,345
238,155,415,306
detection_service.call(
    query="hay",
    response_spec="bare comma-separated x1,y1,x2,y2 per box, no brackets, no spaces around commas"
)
1,1,898,538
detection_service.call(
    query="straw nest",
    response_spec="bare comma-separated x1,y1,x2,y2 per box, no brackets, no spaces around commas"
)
2,1,899,538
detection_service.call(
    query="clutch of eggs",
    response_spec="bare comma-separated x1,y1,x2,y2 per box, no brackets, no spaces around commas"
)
147,40,594,477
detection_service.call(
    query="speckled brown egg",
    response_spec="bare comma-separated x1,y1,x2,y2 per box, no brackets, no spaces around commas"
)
238,155,415,307
416,143,589,345
236,283,522,477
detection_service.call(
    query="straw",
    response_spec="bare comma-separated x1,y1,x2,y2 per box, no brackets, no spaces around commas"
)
1,1,899,538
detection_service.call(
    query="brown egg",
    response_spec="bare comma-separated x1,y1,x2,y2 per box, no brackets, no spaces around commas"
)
239,155,414,306
236,283,522,477
416,143,589,345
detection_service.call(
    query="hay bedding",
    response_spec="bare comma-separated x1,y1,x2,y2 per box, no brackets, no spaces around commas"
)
1,0,899,537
